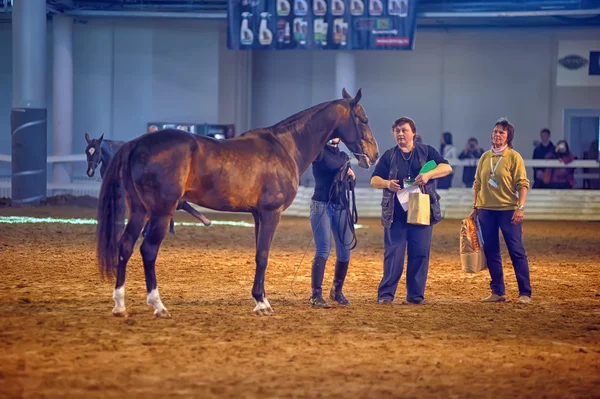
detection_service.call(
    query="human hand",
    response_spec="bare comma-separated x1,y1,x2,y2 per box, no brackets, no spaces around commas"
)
348,168,356,180
512,209,524,224
387,179,401,192
414,172,431,186
469,208,477,219
535,170,544,179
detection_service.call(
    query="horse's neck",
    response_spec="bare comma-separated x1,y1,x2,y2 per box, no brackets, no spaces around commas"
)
100,142,113,164
276,103,342,175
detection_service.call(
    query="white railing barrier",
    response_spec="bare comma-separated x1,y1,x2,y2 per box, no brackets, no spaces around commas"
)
0,153,598,168
0,154,599,221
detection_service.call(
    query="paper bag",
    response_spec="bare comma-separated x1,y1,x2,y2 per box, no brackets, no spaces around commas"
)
407,191,430,225
460,217,487,273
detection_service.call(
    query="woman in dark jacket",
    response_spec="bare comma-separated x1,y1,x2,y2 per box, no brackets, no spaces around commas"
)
309,138,356,308
370,117,452,304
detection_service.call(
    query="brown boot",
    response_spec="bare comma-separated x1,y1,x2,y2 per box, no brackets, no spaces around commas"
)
482,293,506,302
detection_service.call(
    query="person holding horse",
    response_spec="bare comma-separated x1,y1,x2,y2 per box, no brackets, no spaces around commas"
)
309,137,356,308
370,117,452,305
469,117,531,304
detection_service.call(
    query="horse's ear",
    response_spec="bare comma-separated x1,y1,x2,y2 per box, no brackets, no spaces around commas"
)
85,132,91,143
99,133,104,143
342,88,352,100
354,89,362,105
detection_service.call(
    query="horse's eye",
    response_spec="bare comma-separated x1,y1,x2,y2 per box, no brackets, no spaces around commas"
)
357,115,368,124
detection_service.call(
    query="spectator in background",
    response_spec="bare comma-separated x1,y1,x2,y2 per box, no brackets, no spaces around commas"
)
459,137,484,188
583,139,599,189
437,131,456,189
532,128,555,188
543,140,577,189
147,125,159,133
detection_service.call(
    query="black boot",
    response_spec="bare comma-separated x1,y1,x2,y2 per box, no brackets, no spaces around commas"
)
168,218,175,235
309,256,329,308
330,260,350,305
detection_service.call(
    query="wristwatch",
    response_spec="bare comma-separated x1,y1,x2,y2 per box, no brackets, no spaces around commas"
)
517,205,525,211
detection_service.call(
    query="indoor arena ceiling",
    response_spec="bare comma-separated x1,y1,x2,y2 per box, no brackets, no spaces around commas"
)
1,0,600,26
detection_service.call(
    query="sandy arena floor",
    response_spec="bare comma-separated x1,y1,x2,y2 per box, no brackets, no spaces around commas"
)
0,205,599,398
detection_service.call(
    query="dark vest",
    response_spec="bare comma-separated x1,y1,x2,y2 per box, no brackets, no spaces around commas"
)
380,143,442,228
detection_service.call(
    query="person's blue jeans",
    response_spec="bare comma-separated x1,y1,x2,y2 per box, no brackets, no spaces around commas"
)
378,219,433,303
309,200,352,262
477,209,532,297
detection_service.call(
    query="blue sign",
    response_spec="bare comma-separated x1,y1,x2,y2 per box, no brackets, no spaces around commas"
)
227,0,418,50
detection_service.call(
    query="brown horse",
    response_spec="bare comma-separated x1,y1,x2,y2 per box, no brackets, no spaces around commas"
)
96,88,379,317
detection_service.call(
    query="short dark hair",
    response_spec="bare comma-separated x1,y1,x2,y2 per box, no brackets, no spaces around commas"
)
541,128,551,136
442,131,453,145
392,117,417,133
494,117,515,148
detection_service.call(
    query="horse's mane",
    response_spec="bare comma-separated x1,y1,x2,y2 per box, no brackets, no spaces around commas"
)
269,99,345,135
237,98,345,139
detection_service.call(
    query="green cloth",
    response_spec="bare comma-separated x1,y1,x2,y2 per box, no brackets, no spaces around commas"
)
419,160,437,174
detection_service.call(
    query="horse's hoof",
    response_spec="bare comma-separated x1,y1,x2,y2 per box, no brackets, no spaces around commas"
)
112,309,128,318
200,216,212,226
254,308,272,316
253,300,274,315
154,309,171,319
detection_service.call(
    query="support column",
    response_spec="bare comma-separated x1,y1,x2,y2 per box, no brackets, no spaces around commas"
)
11,0,48,205
335,51,356,156
335,51,356,99
52,13,74,190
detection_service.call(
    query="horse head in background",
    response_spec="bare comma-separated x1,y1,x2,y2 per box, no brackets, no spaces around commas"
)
84,132,105,178
84,132,126,179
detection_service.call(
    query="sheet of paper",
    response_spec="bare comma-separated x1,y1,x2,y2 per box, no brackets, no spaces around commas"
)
396,185,421,212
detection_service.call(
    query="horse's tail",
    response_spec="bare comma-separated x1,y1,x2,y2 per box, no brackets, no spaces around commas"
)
96,141,134,279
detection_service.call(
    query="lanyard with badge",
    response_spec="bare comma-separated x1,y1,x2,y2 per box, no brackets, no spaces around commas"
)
488,155,503,188
401,149,415,188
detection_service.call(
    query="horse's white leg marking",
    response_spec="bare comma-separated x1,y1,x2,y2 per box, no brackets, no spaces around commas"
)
253,296,274,315
147,288,169,317
112,286,126,316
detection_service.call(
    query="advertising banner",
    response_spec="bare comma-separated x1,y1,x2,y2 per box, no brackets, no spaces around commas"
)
227,0,418,50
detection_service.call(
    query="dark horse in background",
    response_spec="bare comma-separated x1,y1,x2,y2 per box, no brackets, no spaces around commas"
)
84,133,211,234
96,89,379,317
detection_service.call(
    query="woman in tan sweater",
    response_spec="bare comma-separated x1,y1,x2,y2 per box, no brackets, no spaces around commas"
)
470,118,531,304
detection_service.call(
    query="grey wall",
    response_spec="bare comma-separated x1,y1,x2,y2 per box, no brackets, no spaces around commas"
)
0,18,224,179
251,27,600,187
1,21,599,186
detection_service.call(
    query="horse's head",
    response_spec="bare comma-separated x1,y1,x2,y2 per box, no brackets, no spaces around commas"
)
84,132,104,177
336,88,379,168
